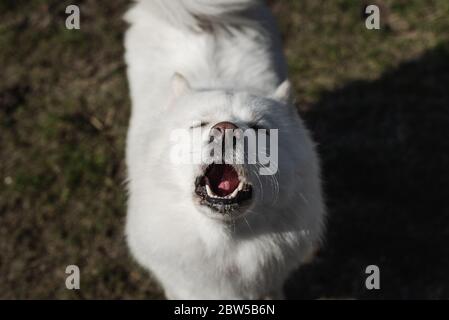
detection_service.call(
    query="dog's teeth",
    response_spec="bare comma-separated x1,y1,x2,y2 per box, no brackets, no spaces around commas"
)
206,184,214,197
205,182,248,200
230,186,241,198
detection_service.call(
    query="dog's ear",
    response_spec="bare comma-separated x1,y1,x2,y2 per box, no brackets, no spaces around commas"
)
171,72,191,97
271,80,292,104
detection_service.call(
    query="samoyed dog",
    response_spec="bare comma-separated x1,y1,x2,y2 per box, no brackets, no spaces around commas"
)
124,0,325,299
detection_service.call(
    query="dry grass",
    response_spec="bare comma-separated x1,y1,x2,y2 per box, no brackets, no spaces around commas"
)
1,0,448,299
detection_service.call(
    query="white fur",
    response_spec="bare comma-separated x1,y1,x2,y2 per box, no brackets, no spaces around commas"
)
124,0,326,299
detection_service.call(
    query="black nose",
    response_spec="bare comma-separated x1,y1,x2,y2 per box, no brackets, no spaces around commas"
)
211,121,238,133
209,121,239,152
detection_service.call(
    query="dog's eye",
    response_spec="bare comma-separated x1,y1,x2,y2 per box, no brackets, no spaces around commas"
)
190,121,209,129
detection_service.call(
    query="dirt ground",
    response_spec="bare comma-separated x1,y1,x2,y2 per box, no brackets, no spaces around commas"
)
1,0,448,299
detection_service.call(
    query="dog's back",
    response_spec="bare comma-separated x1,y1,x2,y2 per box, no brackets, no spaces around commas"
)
124,0,286,116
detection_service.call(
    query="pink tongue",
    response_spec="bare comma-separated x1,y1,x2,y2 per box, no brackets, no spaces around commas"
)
218,181,234,192
211,165,239,196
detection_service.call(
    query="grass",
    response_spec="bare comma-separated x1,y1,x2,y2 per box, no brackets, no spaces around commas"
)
1,0,448,299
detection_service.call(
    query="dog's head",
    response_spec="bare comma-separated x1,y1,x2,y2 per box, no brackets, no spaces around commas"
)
164,73,320,222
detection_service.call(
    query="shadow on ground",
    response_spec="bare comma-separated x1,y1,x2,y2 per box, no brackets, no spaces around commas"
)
285,43,449,299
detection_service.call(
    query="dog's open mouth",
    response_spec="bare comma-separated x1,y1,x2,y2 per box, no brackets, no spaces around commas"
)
195,164,253,214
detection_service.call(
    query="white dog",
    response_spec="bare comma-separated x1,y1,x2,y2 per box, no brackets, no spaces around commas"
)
124,0,325,299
